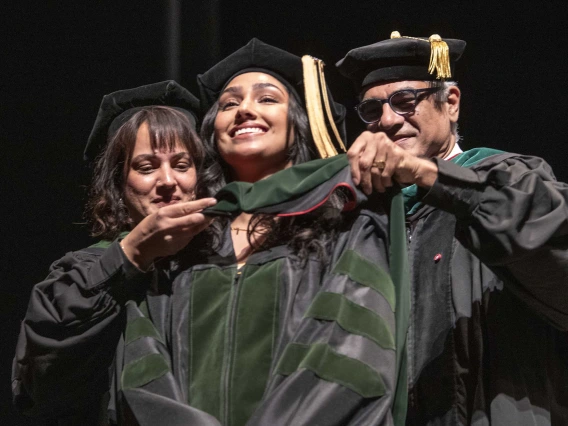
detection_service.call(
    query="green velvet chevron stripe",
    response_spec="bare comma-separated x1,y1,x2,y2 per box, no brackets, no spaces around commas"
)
121,353,170,390
275,342,386,398
125,317,165,345
305,292,394,350
120,301,170,390
332,249,395,311
137,299,150,318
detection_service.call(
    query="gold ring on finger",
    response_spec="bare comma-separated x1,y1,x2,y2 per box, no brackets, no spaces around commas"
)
372,160,386,171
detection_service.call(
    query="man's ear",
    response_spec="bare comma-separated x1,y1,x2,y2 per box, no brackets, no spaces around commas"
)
446,85,460,122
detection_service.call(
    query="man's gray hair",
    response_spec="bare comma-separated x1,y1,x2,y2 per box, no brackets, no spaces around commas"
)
429,80,459,139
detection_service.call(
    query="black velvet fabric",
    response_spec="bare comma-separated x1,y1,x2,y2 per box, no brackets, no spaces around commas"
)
336,34,466,91
84,80,200,161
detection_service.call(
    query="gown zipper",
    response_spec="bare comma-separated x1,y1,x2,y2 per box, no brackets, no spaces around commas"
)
221,267,243,426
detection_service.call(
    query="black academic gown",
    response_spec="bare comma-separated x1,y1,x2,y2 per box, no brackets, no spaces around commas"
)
13,157,405,425
113,210,397,426
11,241,150,425
404,151,568,425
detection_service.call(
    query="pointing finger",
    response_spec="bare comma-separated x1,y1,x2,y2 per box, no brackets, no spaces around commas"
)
165,198,217,218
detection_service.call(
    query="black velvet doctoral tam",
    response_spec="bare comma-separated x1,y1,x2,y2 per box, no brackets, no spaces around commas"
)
336,34,466,92
84,80,200,161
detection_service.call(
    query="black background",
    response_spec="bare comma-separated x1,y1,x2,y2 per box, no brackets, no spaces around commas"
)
3,1,568,424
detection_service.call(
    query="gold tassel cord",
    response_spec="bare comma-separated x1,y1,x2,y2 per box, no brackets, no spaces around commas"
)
428,34,451,79
302,55,338,158
317,60,346,153
390,31,452,79
302,55,330,158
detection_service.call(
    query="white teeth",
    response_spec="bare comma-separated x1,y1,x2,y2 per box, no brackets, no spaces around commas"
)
234,127,265,136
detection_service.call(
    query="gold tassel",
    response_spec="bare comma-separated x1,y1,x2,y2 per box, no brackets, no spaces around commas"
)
428,34,451,79
301,55,345,158
388,31,452,79
317,60,346,153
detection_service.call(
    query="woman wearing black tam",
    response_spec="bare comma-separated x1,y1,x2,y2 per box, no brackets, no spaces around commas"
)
105,39,400,425
12,81,217,424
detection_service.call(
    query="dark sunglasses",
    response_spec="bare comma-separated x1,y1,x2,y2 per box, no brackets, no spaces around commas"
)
355,87,442,124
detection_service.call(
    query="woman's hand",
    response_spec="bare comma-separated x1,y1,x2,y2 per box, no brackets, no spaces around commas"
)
120,197,217,271
347,131,439,194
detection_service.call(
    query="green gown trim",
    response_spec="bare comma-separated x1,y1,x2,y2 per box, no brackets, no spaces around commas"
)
188,262,281,426
402,147,505,215
390,185,411,426
205,154,349,215
121,353,170,390
305,292,395,350
125,317,165,345
121,300,171,391
275,342,387,398
332,249,396,310
188,267,234,419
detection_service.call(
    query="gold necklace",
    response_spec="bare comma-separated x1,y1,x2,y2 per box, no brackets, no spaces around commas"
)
231,227,247,235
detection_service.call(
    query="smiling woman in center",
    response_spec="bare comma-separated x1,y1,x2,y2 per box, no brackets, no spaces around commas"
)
214,72,293,182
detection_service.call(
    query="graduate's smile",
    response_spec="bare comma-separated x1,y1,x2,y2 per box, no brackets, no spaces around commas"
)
229,122,269,139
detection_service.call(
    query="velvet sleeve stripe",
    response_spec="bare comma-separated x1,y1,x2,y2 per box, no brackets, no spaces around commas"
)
305,292,395,350
121,353,171,390
332,249,395,310
275,342,386,398
121,301,171,391
125,317,165,345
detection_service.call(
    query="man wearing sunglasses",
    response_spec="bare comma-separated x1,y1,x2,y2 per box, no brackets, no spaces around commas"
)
337,33,568,425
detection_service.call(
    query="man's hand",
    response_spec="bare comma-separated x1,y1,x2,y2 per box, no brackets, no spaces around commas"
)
347,131,438,194
120,197,217,271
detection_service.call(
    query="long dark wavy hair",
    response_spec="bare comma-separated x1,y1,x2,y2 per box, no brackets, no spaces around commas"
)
199,89,349,262
85,106,205,241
